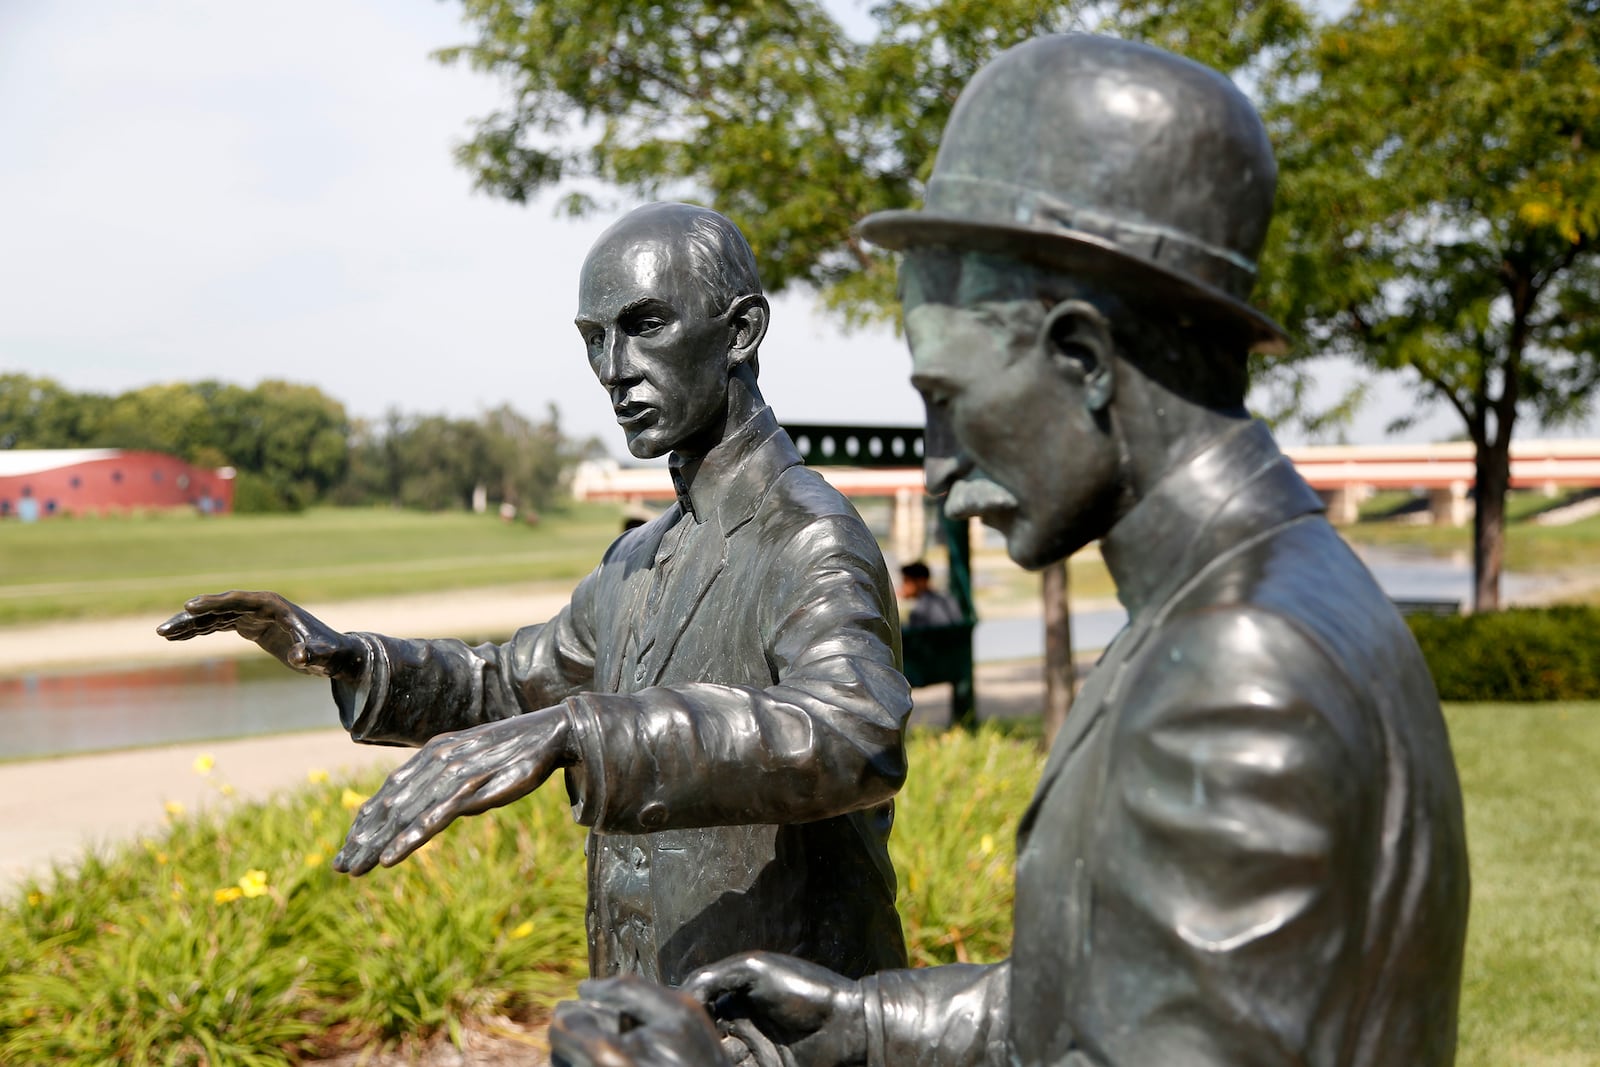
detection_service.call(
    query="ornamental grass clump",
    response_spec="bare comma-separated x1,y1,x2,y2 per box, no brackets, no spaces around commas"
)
0,760,591,1065
0,729,1044,1063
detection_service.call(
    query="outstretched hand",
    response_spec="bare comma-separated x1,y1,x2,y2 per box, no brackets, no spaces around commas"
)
332,707,575,875
683,952,867,1067
156,590,364,679
551,976,736,1067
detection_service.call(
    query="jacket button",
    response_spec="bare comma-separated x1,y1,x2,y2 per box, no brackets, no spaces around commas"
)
639,802,668,829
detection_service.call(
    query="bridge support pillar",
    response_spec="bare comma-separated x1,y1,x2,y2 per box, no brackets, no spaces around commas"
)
1319,485,1366,526
891,488,926,563
1429,482,1472,527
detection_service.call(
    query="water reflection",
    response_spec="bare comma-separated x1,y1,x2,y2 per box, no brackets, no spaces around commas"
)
1,658,334,761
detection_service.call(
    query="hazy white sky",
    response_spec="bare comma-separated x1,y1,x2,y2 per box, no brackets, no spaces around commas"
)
0,1,1478,456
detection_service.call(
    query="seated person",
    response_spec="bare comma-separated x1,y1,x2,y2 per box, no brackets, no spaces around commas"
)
899,560,964,628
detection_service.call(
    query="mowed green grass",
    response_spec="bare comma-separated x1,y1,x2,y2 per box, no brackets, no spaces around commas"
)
0,505,626,626
1449,703,1600,1066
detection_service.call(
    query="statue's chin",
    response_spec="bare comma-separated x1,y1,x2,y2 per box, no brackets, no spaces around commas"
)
624,433,671,461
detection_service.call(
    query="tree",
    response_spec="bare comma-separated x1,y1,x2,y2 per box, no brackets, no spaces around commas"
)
439,0,1309,322
439,0,1312,718
1261,0,1600,610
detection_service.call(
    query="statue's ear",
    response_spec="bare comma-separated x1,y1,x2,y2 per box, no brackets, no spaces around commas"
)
727,294,770,370
1042,300,1115,413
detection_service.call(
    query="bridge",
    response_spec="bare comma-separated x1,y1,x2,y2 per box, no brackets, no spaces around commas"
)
571,430,1600,534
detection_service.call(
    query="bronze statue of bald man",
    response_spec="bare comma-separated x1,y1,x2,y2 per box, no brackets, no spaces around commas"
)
159,202,912,985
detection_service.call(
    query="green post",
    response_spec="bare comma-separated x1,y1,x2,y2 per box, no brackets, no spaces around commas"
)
940,504,978,730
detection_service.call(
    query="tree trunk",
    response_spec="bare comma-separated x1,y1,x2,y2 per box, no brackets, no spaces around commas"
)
1472,436,1512,612
1042,559,1074,748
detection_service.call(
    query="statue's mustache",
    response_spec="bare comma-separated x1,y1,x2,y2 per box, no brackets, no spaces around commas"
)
945,475,1020,517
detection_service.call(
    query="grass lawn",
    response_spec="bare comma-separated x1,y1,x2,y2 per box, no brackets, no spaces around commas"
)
0,504,626,626
2,706,1595,1063
1448,702,1600,1065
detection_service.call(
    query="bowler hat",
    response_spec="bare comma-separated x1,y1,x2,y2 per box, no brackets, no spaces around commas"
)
859,34,1288,353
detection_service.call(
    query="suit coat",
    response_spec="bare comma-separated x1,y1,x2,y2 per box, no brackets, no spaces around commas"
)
332,407,912,984
863,421,1469,1067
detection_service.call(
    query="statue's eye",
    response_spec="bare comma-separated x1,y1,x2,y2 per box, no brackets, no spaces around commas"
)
636,317,667,335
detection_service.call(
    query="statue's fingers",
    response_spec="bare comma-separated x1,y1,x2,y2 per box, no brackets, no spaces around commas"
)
550,1003,632,1067
157,609,247,639
680,955,766,1008
465,760,543,811
373,773,486,867
377,821,438,868
183,590,273,614
576,975,705,1027
156,612,200,639
333,789,406,874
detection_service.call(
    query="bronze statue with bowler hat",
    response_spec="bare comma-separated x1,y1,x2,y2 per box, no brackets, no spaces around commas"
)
553,33,1470,1067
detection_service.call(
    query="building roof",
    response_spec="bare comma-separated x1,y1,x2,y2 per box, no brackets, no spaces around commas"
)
0,449,123,477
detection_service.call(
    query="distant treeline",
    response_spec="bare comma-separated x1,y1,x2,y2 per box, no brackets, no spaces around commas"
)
0,374,598,514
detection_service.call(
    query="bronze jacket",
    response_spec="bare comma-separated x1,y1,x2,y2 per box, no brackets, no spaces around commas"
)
863,422,1469,1067
333,407,912,984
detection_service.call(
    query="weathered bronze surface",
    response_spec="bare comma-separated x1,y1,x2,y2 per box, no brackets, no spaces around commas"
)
158,202,912,985
551,34,1470,1067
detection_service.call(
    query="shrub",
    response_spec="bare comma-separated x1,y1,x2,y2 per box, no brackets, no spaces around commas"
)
1407,605,1600,701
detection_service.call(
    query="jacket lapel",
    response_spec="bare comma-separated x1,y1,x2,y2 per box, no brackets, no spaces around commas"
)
636,414,803,686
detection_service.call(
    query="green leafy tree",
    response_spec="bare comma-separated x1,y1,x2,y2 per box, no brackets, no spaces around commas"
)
1261,0,1600,610
438,0,1309,322
0,375,111,450
481,402,598,516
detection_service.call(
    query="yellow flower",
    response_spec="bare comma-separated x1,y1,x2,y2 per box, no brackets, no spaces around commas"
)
219,783,236,797
237,869,270,898
304,852,325,868
192,754,215,775
164,800,186,818
155,852,169,865
309,808,325,826
26,892,43,907
979,834,995,857
340,788,369,811
509,920,535,940
307,768,330,784
214,886,243,904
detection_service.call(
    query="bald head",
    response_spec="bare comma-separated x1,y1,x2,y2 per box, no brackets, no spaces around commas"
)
585,203,764,322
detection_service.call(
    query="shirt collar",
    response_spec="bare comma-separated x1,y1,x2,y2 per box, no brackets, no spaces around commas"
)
668,405,796,532
1099,419,1324,619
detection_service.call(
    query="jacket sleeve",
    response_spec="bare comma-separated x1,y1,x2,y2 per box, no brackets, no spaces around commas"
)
330,564,602,746
562,511,913,833
863,963,1012,1067
1065,606,1381,1066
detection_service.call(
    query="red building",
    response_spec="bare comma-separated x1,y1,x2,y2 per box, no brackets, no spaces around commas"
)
0,450,235,520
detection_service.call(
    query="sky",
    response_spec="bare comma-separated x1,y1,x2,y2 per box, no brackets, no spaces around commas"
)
0,0,1489,459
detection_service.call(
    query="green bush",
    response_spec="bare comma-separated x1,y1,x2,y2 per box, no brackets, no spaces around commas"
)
1407,606,1600,701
